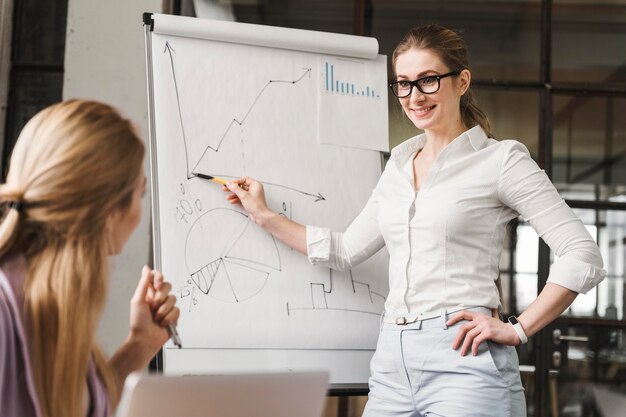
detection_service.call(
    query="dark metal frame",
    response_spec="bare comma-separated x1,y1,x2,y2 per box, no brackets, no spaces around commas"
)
2,0,68,179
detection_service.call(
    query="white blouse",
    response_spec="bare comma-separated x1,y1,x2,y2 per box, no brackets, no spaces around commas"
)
306,126,606,324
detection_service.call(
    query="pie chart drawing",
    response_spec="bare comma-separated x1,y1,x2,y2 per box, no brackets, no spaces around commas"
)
185,208,281,303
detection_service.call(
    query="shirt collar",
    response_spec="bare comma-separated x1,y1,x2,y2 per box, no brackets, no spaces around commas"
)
466,124,489,151
390,125,489,168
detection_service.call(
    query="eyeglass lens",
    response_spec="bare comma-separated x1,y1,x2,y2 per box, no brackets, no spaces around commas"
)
393,76,440,98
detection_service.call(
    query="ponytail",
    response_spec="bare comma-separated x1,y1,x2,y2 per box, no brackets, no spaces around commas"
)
461,90,493,138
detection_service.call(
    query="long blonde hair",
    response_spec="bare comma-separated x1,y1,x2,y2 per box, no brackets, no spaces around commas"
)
392,24,494,138
0,100,145,417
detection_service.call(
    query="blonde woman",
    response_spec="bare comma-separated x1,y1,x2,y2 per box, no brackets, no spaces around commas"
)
0,100,179,417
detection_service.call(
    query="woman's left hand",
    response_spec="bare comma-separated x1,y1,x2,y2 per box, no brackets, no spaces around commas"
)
447,310,520,356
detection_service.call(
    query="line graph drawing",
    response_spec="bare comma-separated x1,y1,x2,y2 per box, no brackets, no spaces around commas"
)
181,208,281,310
164,41,325,202
188,66,311,175
286,269,385,317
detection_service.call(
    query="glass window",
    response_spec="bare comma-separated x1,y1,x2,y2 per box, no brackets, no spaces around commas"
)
13,0,68,66
553,0,626,86
232,0,355,35
474,89,540,155
370,0,542,82
4,71,63,159
553,209,625,319
389,89,541,152
595,209,625,320
504,207,625,319
514,223,540,312
553,96,626,202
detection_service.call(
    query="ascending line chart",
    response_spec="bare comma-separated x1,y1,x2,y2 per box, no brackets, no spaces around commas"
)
164,41,310,177
164,41,325,202
183,208,282,307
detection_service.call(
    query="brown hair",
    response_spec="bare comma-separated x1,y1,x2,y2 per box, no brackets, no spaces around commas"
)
392,24,494,138
0,100,145,417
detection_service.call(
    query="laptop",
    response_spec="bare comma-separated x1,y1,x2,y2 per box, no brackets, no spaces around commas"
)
116,371,329,417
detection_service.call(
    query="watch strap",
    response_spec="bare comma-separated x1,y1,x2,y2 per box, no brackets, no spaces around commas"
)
508,316,528,344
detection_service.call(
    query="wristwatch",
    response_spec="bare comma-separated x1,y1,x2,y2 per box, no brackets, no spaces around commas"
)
508,316,528,344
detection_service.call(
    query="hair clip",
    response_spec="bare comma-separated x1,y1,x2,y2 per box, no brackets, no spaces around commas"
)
8,201,23,212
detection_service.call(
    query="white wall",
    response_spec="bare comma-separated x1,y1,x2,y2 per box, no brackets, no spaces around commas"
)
64,0,162,355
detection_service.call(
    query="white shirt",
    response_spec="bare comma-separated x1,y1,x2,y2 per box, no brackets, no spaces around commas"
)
306,126,606,324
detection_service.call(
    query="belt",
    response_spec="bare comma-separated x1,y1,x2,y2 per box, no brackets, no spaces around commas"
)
383,306,491,327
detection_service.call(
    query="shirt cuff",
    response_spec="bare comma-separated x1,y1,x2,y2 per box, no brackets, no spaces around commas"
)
547,257,607,294
306,225,332,264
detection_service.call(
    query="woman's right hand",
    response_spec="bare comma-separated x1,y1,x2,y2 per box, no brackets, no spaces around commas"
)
128,266,179,357
110,266,179,395
224,177,273,225
225,176,308,255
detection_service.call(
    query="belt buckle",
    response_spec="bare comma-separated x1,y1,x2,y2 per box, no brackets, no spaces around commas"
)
395,317,408,325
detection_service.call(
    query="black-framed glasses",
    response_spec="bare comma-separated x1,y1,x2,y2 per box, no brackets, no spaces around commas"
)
389,71,460,98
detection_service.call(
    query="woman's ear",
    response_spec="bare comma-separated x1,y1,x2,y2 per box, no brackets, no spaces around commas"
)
458,69,471,96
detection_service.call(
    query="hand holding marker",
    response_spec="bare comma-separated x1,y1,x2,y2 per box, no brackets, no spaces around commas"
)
195,173,249,190
144,266,182,348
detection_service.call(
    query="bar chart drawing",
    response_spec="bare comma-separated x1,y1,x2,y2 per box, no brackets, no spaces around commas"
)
323,61,380,99
286,269,385,317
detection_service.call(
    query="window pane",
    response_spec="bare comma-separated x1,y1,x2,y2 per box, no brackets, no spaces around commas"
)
13,0,68,66
4,70,64,160
511,208,624,319
233,0,355,34
554,209,626,320
553,96,626,202
553,0,626,86
597,209,626,320
516,273,539,312
474,89,540,154
389,89,541,151
371,0,541,82
501,221,540,314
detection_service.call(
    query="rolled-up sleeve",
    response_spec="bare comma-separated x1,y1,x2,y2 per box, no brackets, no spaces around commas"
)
498,141,606,294
306,226,332,264
306,187,385,272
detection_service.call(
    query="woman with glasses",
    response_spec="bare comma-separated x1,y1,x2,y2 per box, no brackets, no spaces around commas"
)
0,100,179,417
223,24,604,416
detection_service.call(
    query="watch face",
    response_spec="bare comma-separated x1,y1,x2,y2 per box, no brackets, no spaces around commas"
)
509,316,519,326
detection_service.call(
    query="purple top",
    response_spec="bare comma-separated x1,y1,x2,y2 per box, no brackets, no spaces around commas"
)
0,256,110,417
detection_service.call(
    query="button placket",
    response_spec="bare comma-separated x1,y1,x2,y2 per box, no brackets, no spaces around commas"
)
402,194,417,316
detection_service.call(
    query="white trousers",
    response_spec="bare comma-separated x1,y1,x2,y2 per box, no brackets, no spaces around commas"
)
363,307,527,417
